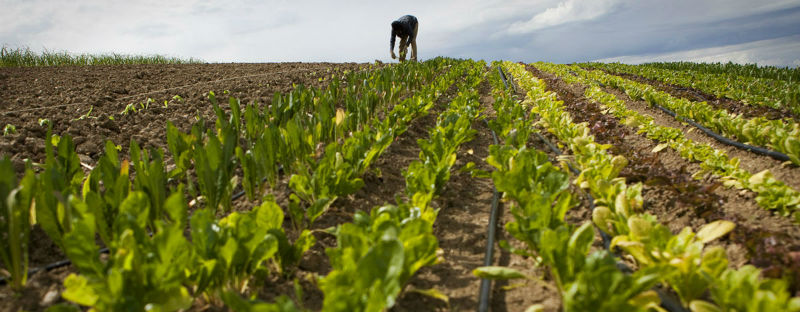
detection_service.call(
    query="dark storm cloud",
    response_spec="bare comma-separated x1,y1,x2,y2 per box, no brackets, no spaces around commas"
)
587,4,800,58
432,1,800,66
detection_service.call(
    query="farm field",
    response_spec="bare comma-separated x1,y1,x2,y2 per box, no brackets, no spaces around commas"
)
1,58,799,312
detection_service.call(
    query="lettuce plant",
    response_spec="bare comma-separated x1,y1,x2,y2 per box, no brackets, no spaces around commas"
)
0,157,35,291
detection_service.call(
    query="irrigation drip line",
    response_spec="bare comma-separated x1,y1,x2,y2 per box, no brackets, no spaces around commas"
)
650,101,791,163
532,132,611,249
0,247,109,285
492,67,688,312
533,121,688,312
0,67,323,115
1,65,374,286
568,71,791,162
477,103,502,312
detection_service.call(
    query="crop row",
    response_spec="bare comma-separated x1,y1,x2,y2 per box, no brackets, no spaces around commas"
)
497,61,799,312
639,61,800,83
571,63,800,166
585,62,800,117
474,63,663,311
320,59,486,311
533,62,800,220
0,58,459,310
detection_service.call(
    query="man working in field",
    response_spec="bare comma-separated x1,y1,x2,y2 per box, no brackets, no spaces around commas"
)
390,15,418,62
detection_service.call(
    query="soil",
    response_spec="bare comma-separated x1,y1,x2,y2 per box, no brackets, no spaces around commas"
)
592,68,800,122
0,63,554,312
527,65,800,296
0,63,369,168
0,62,366,311
1,61,798,311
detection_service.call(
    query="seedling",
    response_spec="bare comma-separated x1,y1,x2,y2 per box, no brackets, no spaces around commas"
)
71,106,98,121
164,95,183,108
3,124,16,135
120,103,137,115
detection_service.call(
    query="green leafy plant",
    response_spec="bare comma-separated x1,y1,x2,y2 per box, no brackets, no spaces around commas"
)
190,198,287,295
509,61,796,310
62,189,194,311
690,265,800,312
586,62,800,117
577,63,800,166
71,106,98,121
0,157,36,291
35,131,84,249
130,140,167,227
320,60,483,312
3,124,16,136
165,120,195,183
120,103,137,115
192,110,238,213
81,140,130,247
476,67,664,311
534,62,800,219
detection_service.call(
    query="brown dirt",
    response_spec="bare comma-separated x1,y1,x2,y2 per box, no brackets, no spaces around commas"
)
0,63,366,168
528,65,800,296
393,78,561,312
10,60,795,311
0,63,562,311
0,62,363,311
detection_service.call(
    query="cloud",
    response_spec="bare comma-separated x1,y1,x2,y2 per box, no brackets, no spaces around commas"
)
595,34,800,67
507,0,627,34
2,0,800,66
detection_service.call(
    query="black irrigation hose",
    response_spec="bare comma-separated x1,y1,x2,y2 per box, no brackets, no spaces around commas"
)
494,67,688,312
532,132,611,249
574,71,790,162
0,247,110,285
478,117,501,312
533,127,687,312
477,67,510,312
651,102,791,162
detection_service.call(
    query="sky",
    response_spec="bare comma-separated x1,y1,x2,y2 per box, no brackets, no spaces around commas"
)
2,0,800,67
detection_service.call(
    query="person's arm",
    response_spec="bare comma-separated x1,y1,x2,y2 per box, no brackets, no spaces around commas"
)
390,29,397,59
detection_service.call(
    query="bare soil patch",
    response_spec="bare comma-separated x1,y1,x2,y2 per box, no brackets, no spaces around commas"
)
0,63,366,167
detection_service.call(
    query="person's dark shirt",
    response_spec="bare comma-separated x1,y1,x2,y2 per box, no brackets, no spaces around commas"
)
390,15,418,51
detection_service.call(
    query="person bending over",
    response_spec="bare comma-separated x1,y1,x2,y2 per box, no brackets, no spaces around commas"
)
390,15,418,62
